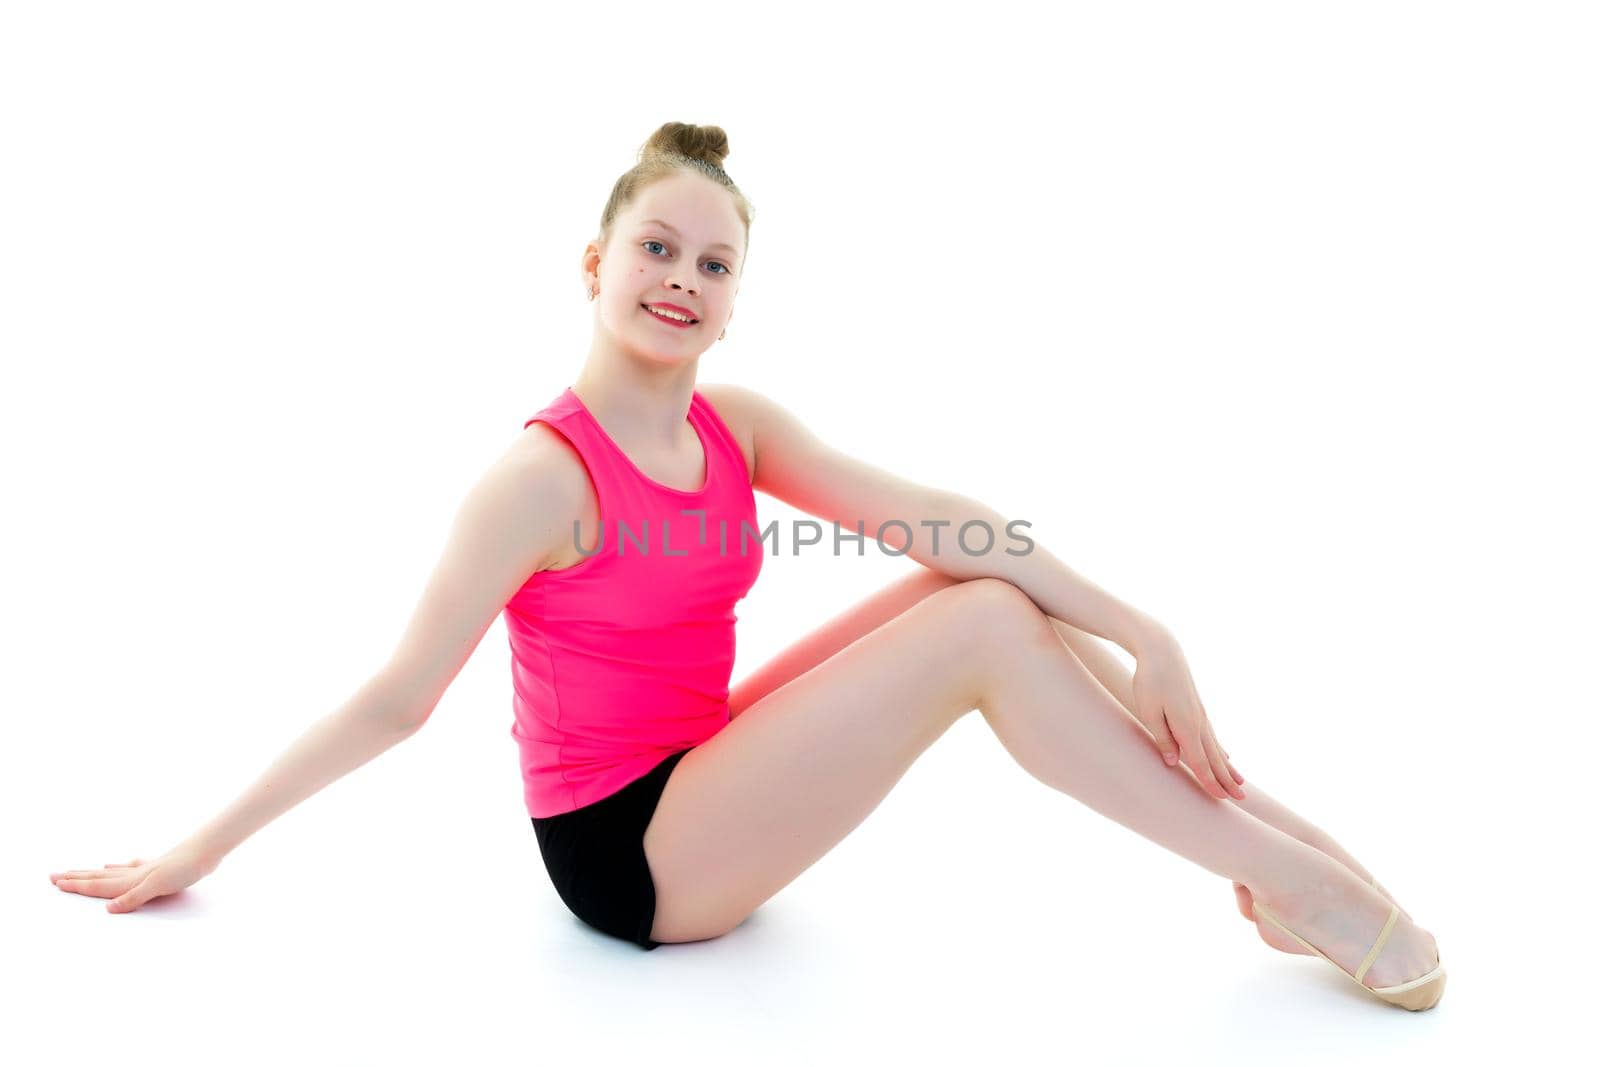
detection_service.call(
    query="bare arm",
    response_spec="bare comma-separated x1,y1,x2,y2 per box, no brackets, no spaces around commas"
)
51,429,581,909
723,383,1162,657
185,674,432,865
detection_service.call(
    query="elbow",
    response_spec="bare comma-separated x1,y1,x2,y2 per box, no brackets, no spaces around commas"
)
914,490,1018,578
362,666,440,734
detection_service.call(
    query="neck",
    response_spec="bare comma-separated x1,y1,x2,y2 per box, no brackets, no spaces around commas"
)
571,346,698,447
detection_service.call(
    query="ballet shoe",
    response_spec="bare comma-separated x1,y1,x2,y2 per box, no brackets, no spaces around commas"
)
1250,897,1447,1011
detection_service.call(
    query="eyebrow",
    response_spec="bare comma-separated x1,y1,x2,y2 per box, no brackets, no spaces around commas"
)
637,219,739,258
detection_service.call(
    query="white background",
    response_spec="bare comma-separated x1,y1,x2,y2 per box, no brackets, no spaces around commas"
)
5,1,1595,1063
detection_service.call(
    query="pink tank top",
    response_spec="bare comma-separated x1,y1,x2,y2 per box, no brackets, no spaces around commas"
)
503,386,764,818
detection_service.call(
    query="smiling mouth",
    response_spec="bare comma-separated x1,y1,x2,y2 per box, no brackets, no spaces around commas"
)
642,304,699,325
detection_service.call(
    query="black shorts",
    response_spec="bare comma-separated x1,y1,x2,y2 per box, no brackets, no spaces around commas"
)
530,748,693,951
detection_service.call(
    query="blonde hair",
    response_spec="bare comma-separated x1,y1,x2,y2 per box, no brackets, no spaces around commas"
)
596,121,754,263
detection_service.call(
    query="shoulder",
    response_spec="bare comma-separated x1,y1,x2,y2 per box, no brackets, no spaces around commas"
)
508,419,590,501
695,383,824,487
698,379,814,443
695,382,767,485
490,420,592,555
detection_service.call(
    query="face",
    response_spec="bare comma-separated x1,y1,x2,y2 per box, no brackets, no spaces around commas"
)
584,171,744,363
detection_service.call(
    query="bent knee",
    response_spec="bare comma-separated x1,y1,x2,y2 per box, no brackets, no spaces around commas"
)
951,577,1055,648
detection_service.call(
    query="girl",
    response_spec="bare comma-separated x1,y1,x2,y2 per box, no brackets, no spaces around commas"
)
49,121,1444,1010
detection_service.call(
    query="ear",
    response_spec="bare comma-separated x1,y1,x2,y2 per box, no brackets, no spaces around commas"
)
580,241,602,291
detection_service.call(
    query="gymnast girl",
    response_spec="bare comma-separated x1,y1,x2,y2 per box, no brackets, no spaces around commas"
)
49,120,1444,1010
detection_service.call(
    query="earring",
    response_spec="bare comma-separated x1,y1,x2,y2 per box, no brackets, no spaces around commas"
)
719,329,726,340
588,287,596,300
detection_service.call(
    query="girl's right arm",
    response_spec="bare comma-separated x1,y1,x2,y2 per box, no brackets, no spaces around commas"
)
49,428,584,912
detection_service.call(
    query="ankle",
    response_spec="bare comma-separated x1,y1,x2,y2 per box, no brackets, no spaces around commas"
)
1302,831,1372,883
1242,839,1351,908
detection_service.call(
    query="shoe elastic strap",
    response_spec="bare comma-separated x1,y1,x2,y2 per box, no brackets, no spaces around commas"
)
1355,904,1401,983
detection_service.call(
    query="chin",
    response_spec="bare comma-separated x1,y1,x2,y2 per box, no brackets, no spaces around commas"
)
630,339,706,366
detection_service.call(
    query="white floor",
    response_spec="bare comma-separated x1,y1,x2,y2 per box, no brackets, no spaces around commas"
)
14,713,1579,1064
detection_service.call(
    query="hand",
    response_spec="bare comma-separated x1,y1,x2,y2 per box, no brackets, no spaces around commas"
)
49,841,219,913
1129,625,1246,801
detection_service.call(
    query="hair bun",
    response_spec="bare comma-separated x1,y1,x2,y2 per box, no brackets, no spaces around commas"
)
594,121,751,260
641,121,731,171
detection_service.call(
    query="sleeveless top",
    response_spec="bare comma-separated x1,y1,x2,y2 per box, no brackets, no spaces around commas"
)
502,386,765,818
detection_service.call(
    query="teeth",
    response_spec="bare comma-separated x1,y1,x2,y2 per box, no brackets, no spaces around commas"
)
647,305,694,323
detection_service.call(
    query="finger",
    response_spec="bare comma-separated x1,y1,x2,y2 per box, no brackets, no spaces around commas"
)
1179,726,1229,799
1166,712,1207,781
1201,696,1244,786
55,868,118,881
108,870,158,913
1202,728,1245,800
55,873,130,898
1152,709,1181,766
1213,735,1244,787
1199,727,1236,799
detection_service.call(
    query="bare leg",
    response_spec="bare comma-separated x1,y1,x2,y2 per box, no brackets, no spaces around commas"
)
1048,618,1412,928
648,577,1439,990
974,591,1441,990
728,566,1408,930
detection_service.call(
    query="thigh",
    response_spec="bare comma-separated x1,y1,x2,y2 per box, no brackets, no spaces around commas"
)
728,566,961,719
642,576,1055,944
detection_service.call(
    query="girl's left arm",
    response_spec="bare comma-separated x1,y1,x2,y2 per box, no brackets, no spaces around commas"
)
711,383,1163,658
710,383,1242,798
886,488,1166,659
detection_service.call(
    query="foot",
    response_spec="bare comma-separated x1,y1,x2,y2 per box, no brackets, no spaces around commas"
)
1235,874,1407,917
1232,839,1412,954
1235,876,1414,957
1235,881,1315,955
1247,862,1441,992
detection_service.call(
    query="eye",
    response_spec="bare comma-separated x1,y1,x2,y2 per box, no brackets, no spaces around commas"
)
643,239,732,276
